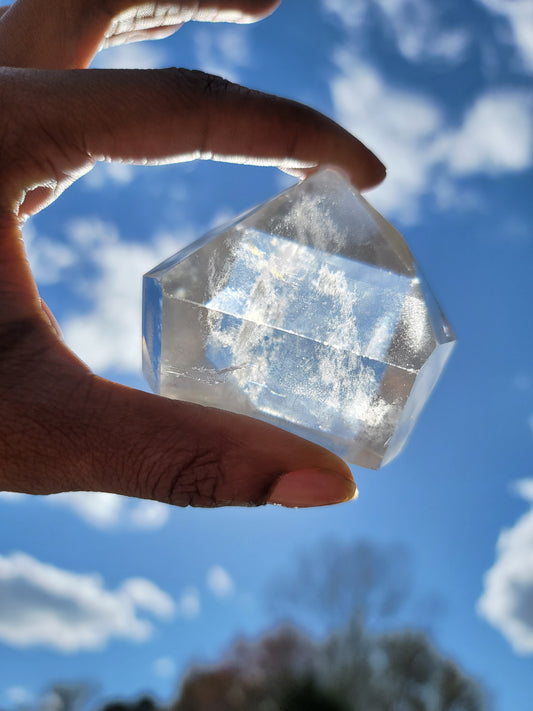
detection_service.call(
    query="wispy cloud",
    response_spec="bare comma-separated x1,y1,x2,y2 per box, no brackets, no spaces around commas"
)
24,217,193,375
82,162,138,190
120,577,174,617
47,492,170,530
442,91,533,176
61,219,184,373
193,25,251,82
153,656,177,678
47,492,125,528
476,0,533,73
0,553,174,652
322,0,470,65
91,40,169,69
0,491,170,530
330,52,533,222
173,565,237,619
24,222,78,286
5,686,34,707
177,586,201,619
330,53,442,222
0,492,25,501
128,499,171,529
477,480,533,653
207,565,235,598
321,0,366,30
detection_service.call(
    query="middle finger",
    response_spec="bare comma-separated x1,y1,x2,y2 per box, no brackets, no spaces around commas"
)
0,0,280,69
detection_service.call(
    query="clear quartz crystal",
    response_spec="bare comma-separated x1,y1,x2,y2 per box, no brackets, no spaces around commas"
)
143,169,455,469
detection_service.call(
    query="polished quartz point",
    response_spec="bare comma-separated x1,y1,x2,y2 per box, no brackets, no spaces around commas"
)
143,169,455,469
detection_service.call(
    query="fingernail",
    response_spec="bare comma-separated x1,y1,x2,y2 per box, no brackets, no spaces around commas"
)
267,468,357,508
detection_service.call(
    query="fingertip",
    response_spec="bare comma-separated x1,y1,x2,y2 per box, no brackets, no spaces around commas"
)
266,467,357,508
344,140,387,192
203,0,281,23
363,155,387,190
233,0,282,22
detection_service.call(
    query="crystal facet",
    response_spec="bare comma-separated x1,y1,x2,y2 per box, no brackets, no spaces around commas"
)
143,169,455,469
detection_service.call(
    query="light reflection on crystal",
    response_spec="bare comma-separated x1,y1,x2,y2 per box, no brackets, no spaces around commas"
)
143,169,455,468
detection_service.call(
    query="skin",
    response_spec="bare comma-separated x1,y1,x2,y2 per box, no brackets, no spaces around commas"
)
0,0,386,508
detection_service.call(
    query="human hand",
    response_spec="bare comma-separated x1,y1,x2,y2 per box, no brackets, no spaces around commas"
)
0,0,385,507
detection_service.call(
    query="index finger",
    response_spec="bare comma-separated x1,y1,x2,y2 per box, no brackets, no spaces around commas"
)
5,67,386,193
0,67,385,326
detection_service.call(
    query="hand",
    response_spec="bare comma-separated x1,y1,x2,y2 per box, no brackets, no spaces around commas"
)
0,0,385,508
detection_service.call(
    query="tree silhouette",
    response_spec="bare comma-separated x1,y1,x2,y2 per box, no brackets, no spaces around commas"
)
25,540,488,711
167,539,487,711
269,538,413,631
102,698,157,711
280,677,350,711
168,620,487,711
36,683,94,711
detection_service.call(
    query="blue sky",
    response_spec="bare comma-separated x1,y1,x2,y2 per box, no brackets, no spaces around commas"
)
1,0,533,708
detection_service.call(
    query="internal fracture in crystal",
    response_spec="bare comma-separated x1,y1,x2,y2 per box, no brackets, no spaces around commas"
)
143,169,455,469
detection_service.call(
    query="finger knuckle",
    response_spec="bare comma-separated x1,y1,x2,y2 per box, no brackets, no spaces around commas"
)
169,67,235,101
168,446,226,507
118,416,230,508
167,445,224,506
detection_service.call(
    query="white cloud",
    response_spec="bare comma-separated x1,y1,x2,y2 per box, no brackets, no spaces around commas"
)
330,51,533,222
153,656,177,678
322,0,367,29
443,91,533,176
0,488,171,530
516,480,533,501
177,586,201,619
57,218,191,374
24,222,78,286
6,686,34,707
206,565,235,598
193,25,251,82
0,477,169,534
47,492,125,528
477,0,533,72
322,0,470,64
0,553,174,652
477,480,533,653
373,0,469,64
120,577,174,617
0,492,26,501
129,499,170,529
82,162,138,190
330,53,441,221
91,40,168,69
45,492,170,530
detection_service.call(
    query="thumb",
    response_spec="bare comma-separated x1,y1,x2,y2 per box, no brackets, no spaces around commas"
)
76,376,357,508
0,318,355,508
